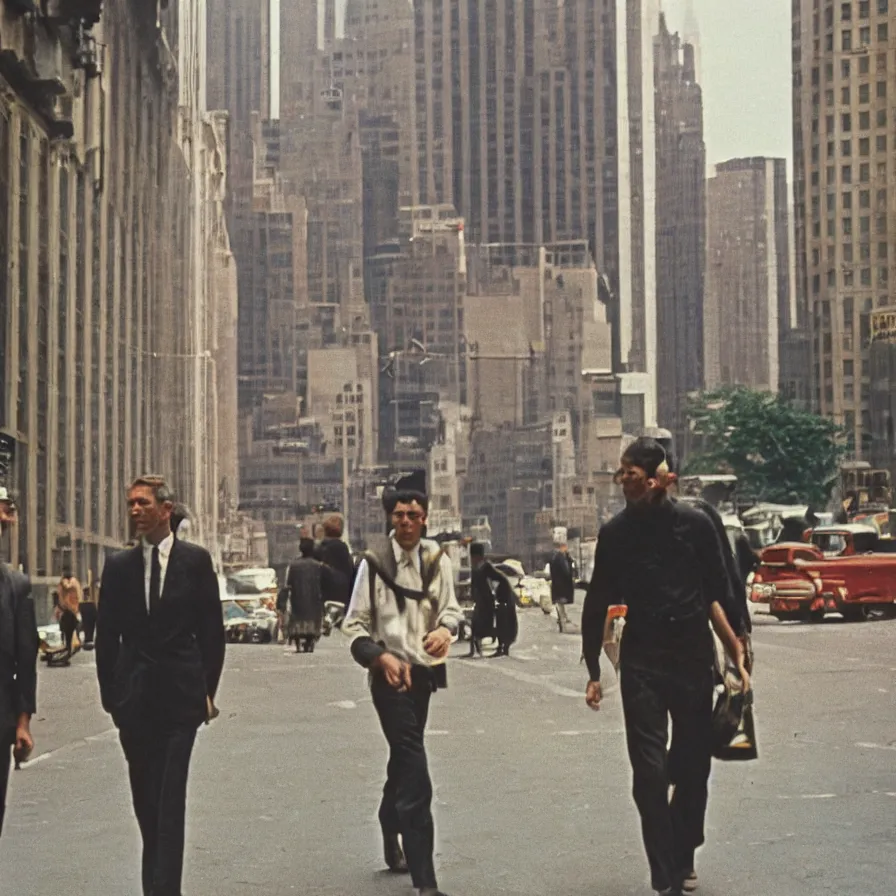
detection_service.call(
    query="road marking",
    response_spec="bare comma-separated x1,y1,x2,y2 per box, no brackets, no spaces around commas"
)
458,659,616,699
777,793,836,800
21,727,119,768
328,700,357,710
856,741,896,751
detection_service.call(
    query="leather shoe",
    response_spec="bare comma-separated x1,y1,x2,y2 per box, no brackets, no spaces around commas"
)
383,833,408,873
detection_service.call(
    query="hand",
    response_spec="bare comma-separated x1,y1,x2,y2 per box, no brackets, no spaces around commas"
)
14,719,33,763
423,627,452,659
375,653,413,691
739,635,754,675
585,680,603,711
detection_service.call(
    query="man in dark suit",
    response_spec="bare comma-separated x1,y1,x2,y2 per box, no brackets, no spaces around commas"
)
97,475,225,896
0,488,37,836
549,535,576,633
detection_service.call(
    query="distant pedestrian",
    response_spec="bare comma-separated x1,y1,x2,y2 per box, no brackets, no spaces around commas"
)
582,439,750,895
468,543,495,657
549,535,576,632
342,487,461,896
80,583,98,650
96,474,225,896
0,489,37,836
55,568,82,657
284,538,325,653
316,514,355,611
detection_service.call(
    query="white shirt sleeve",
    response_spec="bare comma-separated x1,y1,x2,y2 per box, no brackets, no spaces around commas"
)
341,559,373,643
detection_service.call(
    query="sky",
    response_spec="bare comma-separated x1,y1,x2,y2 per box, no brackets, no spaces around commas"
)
662,0,793,172
271,0,794,171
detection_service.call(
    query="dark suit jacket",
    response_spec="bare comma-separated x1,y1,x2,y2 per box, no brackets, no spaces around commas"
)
316,538,354,605
0,564,37,737
549,551,576,603
96,539,225,730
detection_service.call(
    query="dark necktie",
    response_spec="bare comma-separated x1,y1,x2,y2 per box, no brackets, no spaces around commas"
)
149,546,161,615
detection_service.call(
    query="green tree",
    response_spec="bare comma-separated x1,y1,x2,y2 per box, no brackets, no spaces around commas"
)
683,387,848,507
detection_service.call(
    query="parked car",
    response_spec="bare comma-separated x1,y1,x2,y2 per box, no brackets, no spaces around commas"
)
222,599,277,643
750,537,896,622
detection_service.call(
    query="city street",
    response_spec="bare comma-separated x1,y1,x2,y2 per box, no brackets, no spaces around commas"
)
4,605,896,896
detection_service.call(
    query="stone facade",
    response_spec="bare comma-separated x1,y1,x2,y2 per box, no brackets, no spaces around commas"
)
0,1,234,577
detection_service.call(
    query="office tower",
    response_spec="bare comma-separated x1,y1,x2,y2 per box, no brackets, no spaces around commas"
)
705,158,792,394
792,0,895,453
654,12,705,446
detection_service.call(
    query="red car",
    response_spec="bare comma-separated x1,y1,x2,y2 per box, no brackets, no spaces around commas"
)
750,528,896,622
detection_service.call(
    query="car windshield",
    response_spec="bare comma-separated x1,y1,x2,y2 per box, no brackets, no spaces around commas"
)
812,533,847,555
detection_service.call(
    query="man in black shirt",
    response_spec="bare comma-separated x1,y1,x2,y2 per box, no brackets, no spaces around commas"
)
582,439,749,896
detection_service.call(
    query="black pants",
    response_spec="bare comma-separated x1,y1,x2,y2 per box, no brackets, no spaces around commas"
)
620,654,713,892
371,667,438,891
0,736,12,837
59,609,78,652
80,602,98,644
119,723,197,896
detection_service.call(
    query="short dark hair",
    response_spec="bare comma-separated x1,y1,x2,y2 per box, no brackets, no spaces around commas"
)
621,438,667,479
299,537,316,558
129,474,175,504
383,489,429,516
470,542,486,558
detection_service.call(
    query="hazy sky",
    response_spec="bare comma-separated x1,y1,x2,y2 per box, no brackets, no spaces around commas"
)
271,0,794,170
662,0,792,171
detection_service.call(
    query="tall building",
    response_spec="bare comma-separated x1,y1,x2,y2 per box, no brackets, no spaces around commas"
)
792,0,895,455
0,1,232,580
653,12,705,447
412,1,617,274
616,0,660,431
705,158,791,394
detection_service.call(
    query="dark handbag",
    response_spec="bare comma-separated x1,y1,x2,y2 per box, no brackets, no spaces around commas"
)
712,672,758,761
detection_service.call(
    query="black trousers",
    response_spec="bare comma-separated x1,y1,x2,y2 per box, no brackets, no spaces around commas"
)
59,609,78,652
620,652,713,892
119,723,197,896
0,736,12,837
371,667,438,891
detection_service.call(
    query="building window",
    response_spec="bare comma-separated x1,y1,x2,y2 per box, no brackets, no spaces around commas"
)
879,0,889,14
859,83,870,103
859,55,870,74
877,109,887,127
877,23,888,40
840,86,849,104
842,30,853,50
877,80,887,97
859,137,870,155
841,138,852,156
860,163,870,181
843,191,853,209
842,112,852,131
842,164,852,183
877,134,887,152
859,26,871,44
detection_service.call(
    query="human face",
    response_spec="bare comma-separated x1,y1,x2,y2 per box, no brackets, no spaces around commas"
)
391,500,427,551
615,461,651,504
127,485,173,544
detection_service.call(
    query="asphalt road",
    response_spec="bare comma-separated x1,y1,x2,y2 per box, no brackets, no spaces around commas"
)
3,604,896,896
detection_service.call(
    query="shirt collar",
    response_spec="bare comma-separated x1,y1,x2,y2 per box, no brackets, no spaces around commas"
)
391,536,421,567
143,531,175,559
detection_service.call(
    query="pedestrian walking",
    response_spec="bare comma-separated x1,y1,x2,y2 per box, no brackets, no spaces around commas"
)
492,567,518,657
55,568,82,658
467,543,495,657
316,513,355,611
342,487,461,896
284,537,325,653
96,474,225,896
0,489,37,836
582,438,750,895
548,533,576,632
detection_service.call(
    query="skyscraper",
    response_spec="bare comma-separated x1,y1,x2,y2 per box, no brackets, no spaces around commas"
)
705,158,791,394
653,12,705,446
412,1,616,269
792,0,895,455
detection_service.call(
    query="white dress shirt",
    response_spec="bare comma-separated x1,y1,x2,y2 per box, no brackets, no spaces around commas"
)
342,536,462,667
142,532,175,612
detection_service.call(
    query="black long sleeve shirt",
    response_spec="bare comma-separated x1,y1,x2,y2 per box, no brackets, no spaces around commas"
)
581,498,744,682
